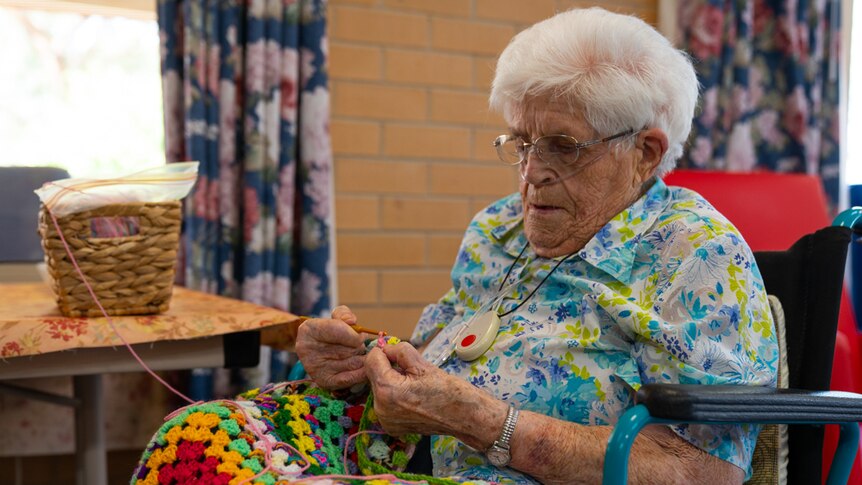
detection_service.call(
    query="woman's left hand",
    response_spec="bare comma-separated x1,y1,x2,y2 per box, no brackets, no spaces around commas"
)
365,343,507,448
364,343,444,436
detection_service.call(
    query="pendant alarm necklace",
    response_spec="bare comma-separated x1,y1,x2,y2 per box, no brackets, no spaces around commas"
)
454,243,578,361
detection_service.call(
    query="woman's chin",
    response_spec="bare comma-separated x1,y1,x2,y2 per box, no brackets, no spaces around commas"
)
525,230,567,257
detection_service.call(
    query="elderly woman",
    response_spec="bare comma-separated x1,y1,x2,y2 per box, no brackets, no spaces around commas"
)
133,8,777,485
298,7,776,485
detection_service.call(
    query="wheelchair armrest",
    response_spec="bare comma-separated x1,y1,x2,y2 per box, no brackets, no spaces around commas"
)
637,383,862,424
604,385,862,485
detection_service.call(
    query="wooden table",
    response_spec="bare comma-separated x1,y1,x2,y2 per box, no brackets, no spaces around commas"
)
0,283,300,485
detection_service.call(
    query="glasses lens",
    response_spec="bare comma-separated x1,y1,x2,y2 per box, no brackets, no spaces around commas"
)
535,136,581,166
495,136,526,165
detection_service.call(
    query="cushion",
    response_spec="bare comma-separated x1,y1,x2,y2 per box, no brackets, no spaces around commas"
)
745,295,789,485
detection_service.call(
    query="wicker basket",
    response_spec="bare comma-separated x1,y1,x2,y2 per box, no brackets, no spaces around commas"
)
38,201,182,317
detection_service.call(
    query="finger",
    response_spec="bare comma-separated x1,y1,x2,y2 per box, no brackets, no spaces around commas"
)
304,319,365,347
324,354,365,373
382,342,428,372
365,347,400,384
302,354,365,388
331,305,357,324
326,367,368,390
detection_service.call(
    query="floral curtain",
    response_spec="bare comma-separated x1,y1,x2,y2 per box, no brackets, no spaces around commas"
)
677,0,842,209
158,0,333,390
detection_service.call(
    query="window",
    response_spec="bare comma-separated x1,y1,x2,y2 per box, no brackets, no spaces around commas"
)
0,5,163,179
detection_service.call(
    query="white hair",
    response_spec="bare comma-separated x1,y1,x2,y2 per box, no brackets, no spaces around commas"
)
489,7,699,176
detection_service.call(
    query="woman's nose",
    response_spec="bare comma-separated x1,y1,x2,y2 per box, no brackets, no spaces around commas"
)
519,151,557,186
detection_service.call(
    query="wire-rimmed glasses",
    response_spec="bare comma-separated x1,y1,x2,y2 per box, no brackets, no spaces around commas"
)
493,129,635,168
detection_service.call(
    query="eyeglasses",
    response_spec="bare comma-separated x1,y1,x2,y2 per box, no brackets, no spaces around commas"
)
492,129,635,167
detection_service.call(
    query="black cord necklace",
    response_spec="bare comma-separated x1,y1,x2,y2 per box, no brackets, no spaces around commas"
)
495,243,578,317
444,242,579,363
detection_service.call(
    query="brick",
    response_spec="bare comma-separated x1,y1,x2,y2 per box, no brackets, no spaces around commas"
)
335,195,379,229
333,82,427,121
381,198,471,230
338,270,379,305
554,0,596,9
348,305,426,338
555,1,658,25
335,159,428,194
476,0,556,23
470,196,504,214
428,235,463,267
383,0,471,17
330,43,382,81
430,163,518,196
630,6,658,26
384,124,470,159
557,0,655,9
385,50,472,88
337,234,426,267
431,90,500,126
331,6,428,47
473,128,506,162
331,120,380,155
432,18,515,55
330,0,379,5
473,56,497,90
380,270,453,303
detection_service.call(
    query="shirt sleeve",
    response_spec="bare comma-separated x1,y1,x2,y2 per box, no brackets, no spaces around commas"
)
622,226,779,475
409,288,459,348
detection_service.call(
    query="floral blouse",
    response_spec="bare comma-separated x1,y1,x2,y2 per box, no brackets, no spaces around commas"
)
411,178,778,483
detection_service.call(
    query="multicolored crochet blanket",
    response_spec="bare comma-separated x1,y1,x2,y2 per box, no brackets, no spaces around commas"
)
131,380,491,485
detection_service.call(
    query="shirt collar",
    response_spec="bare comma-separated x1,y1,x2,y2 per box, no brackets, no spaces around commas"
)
488,179,670,279
578,178,670,283
489,197,530,258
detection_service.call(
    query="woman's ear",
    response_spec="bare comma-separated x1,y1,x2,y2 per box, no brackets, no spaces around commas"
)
634,128,668,183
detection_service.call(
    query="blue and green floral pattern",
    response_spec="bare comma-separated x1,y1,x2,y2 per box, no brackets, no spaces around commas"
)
412,179,778,483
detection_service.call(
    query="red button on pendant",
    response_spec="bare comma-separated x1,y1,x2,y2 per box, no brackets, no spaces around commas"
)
460,334,477,347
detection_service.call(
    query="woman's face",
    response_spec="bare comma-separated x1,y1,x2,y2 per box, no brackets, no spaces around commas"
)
507,96,661,258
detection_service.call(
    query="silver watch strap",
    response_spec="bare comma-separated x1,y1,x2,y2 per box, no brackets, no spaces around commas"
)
496,405,519,449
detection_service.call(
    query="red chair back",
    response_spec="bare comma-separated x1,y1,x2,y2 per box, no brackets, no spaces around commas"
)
663,170,831,251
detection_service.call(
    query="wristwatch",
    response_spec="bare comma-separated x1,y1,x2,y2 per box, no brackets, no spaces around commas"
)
486,404,519,467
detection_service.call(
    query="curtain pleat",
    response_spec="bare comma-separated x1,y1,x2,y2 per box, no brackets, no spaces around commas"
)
157,0,333,395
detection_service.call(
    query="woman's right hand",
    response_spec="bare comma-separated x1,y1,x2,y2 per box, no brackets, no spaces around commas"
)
295,305,368,391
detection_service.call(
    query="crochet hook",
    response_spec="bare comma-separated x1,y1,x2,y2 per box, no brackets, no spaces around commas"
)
296,316,387,336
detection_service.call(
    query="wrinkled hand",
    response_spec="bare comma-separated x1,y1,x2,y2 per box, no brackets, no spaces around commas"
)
365,343,503,446
295,305,367,391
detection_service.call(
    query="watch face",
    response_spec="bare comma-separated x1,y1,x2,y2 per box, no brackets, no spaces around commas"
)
487,447,510,467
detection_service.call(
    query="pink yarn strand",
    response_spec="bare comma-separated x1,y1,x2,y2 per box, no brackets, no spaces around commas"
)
217,398,310,484
293,474,429,484
47,207,196,405
51,206,424,483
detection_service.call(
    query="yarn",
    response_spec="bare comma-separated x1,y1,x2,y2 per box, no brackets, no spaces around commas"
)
47,203,482,485
132,373,495,485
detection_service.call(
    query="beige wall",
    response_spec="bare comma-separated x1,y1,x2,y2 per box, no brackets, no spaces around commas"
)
329,0,658,338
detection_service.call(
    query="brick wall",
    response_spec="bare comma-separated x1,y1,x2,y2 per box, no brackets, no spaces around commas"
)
329,0,658,338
